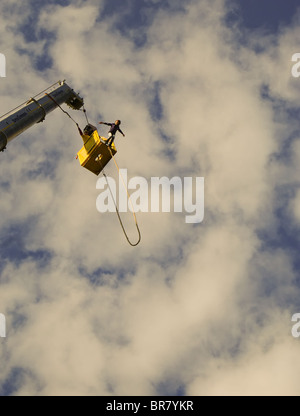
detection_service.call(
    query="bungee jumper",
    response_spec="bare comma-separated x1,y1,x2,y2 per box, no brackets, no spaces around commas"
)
98,119,125,148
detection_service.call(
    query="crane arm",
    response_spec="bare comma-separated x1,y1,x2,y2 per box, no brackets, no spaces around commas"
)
0,80,84,151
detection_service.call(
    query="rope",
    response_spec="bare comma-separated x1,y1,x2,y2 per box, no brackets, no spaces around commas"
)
46,93,90,137
82,105,89,125
106,146,141,246
45,92,79,126
100,166,141,247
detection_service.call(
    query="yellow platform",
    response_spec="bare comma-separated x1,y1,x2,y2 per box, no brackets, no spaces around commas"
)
77,130,117,176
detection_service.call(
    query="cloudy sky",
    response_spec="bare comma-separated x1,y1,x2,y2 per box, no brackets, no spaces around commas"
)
0,0,300,396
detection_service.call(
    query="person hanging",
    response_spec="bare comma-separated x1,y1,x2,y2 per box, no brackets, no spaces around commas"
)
99,119,125,147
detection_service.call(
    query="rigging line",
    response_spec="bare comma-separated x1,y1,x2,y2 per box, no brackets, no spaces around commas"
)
45,92,79,126
46,93,91,138
82,105,89,125
107,146,141,246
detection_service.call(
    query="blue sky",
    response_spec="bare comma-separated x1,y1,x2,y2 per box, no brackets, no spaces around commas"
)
0,0,300,396
234,0,300,31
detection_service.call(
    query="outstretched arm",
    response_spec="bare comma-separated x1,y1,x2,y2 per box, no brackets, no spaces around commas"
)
99,122,112,126
118,127,125,137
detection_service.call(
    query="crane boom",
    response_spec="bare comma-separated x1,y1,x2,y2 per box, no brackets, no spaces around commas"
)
0,80,84,151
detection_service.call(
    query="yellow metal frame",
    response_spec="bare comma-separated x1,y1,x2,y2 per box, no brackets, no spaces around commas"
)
77,130,117,175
